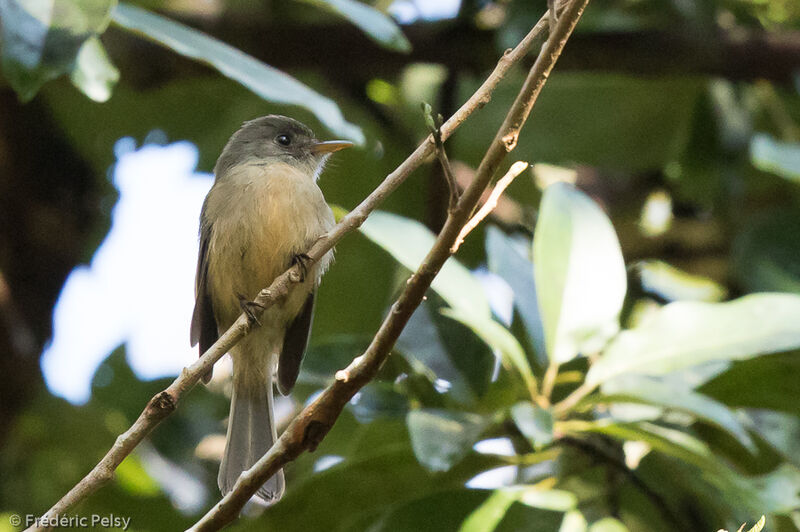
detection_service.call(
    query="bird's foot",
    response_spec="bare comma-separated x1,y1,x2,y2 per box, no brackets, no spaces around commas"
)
291,253,313,283
237,293,264,326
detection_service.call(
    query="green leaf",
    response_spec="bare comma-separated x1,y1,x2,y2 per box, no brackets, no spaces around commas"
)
301,0,411,53
440,308,538,399
396,301,495,403
587,293,800,386
636,260,727,302
510,402,554,449
406,409,487,472
600,375,755,451
110,2,364,143
115,454,160,496
459,489,520,532
69,35,119,102
360,211,491,319
750,133,800,183
533,183,627,363
369,489,491,532
486,227,546,364
733,210,800,295
0,0,115,100
745,409,800,467
559,511,588,532
588,517,629,532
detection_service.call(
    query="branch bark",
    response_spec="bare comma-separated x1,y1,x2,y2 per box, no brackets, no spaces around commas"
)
190,0,590,528
29,2,572,530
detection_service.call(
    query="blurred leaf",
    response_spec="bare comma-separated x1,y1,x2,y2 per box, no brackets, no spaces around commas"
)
68,35,119,102
588,517,630,532
486,227,546,364
600,375,755,451
301,0,411,53
459,489,519,532
440,308,538,399
254,446,500,531
565,420,800,516
733,210,800,295
745,409,800,468
534,183,627,363
0,0,115,100
369,489,490,532
350,382,409,423
451,74,702,172
636,260,727,302
360,211,491,319
115,454,160,496
510,402,554,450
396,300,495,403
587,294,800,386
560,511,588,532
750,133,800,182
701,352,800,416
406,409,487,472
110,2,364,143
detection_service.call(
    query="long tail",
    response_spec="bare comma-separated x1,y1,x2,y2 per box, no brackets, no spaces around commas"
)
218,360,285,504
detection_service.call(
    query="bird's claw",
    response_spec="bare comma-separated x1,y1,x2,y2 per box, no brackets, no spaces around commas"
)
291,253,312,282
238,293,264,326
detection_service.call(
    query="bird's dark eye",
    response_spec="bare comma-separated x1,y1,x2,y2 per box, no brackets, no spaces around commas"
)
275,134,291,146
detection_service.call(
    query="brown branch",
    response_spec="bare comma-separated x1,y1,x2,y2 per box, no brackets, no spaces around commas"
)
452,160,528,252
422,103,460,213
190,0,590,528
27,2,573,530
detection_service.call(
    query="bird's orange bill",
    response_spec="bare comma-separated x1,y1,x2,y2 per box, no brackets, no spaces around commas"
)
311,140,354,154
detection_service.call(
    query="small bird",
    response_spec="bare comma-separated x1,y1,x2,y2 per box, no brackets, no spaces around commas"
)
190,115,351,503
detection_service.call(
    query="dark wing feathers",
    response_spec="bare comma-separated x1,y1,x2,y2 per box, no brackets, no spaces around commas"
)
190,222,217,384
277,291,315,395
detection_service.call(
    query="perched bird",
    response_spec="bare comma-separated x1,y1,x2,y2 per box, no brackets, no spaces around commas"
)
190,115,351,503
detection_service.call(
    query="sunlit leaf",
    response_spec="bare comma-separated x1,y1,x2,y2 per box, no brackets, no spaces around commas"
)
750,133,800,182
116,454,160,496
559,510,588,532
440,308,538,399
745,409,800,467
110,2,364,143
587,294,800,386
600,375,755,451
459,489,519,532
534,183,627,363
588,517,629,532
360,211,491,319
510,402,553,449
301,0,411,53
486,227,546,364
636,260,726,302
69,36,119,102
0,0,115,100
407,409,487,472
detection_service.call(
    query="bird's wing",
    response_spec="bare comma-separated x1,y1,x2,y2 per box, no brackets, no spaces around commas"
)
190,220,217,384
277,291,315,395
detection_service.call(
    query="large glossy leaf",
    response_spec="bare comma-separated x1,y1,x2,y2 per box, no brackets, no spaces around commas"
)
110,2,364,143
486,227,546,364
440,308,538,399
533,183,627,363
587,293,800,386
600,375,755,451
406,409,487,472
360,211,491,319
0,0,115,100
301,0,411,52
636,260,726,302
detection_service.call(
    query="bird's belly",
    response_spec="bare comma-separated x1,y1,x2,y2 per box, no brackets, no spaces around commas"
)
205,163,334,330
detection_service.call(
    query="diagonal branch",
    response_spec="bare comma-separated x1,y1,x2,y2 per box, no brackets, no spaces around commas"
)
28,2,572,530
190,0,590,528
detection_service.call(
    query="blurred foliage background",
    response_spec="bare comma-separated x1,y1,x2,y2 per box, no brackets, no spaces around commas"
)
2,0,800,530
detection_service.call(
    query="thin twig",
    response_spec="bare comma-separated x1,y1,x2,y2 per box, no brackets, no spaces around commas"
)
191,0,590,528
451,161,528,252
553,381,597,418
541,361,560,402
422,102,460,211
28,3,572,530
